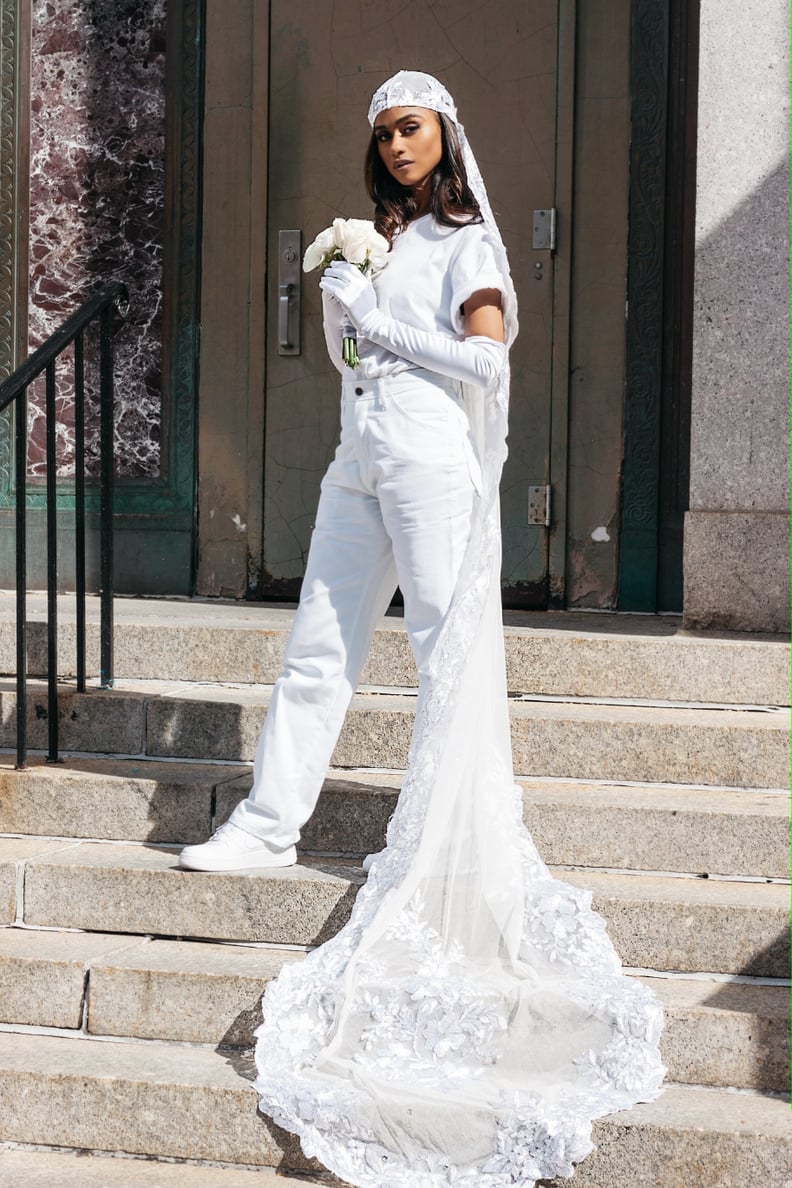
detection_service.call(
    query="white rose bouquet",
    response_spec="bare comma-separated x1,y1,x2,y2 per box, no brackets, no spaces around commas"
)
303,218,389,367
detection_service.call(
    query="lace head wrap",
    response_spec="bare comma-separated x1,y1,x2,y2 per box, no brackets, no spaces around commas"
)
367,70,518,357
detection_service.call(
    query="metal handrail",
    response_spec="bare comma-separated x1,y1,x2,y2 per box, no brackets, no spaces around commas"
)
0,281,128,769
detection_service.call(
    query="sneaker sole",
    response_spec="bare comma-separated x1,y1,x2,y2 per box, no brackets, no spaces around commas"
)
177,845,297,873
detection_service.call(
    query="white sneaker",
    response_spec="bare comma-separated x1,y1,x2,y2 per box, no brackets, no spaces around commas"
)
178,822,297,872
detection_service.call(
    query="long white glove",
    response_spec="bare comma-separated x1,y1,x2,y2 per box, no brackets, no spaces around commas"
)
321,290,346,375
319,260,506,388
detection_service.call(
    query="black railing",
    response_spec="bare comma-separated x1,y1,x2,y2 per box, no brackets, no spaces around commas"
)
0,281,128,769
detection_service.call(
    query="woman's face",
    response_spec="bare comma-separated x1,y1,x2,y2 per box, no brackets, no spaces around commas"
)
374,106,443,193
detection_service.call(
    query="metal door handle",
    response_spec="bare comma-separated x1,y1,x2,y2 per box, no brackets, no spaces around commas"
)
279,284,293,348
278,230,301,355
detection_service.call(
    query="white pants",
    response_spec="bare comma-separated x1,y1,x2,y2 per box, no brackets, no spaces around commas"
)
229,368,481,848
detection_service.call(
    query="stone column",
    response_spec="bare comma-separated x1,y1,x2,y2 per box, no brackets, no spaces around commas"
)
684,0,789,632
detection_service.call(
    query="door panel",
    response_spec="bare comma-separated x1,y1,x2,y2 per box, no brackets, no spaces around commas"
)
263,0,559,604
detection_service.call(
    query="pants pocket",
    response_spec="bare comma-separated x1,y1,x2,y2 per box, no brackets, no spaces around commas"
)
451,403,483,497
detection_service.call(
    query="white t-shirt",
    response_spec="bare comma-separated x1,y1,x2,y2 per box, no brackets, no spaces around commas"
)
356,214,504,378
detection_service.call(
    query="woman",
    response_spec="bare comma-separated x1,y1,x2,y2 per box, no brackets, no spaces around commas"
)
181,71,665,1186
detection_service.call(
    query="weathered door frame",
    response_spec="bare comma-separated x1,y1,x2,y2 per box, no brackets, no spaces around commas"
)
620,0,698,611
0,0,693,603
197,0,692,610
548,1,576,608
195,0,270,598
196,0,578,606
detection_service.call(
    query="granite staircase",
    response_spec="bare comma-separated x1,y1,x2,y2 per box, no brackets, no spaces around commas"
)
0,595,789,1187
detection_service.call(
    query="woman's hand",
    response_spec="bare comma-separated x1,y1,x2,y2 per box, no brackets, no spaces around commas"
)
321,289,347,375
319,261,378,328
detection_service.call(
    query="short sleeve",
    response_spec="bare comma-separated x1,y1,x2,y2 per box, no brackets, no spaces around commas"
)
448,225,504,334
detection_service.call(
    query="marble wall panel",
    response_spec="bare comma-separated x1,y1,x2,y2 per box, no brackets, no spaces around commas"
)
28,0,166,479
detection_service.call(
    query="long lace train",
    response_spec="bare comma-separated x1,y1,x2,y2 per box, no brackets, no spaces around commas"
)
253,379,665,1186
255,104,663,1176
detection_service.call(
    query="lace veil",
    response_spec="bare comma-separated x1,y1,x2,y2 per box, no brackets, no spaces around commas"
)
253,70,665,1188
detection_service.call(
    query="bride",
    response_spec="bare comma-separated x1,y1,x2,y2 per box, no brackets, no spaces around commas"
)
180,70,665,1186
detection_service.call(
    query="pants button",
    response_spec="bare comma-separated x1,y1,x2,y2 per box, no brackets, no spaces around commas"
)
354,386,364,395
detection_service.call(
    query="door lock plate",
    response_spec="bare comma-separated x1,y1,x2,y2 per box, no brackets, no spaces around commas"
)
278,229,302,355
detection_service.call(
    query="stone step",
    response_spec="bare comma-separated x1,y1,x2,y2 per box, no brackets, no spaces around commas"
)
220,769,790,880
0,1031,309,1170
650,975,789,1093
0,928,786,1091
3,679,788,787
2,757,787,878
4,837,362,947
0,1032,789,1186
0,1148,331,1188
2,593,788,705
0,755,250,846
3,837,787,975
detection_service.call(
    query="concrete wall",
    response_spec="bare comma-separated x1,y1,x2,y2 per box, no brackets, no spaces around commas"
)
684,0,789,632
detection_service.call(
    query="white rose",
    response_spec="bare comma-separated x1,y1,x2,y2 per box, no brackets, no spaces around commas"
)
304,218,389,275
332,217,372,265
303,225,337,272
366,229,390,271
336,218,389,270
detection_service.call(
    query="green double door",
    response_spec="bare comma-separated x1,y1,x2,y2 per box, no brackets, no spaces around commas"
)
261,0,569,606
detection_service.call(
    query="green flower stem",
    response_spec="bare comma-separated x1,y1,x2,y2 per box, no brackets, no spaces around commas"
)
343,335,360,369
320,252,370,368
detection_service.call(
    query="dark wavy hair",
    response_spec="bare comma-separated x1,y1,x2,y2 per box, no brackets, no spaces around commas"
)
365,112,482,245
